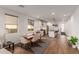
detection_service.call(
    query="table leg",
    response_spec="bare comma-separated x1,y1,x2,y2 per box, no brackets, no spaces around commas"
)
9,45,10,48
12,43,14,53
12,43,14,50
28,40,32,49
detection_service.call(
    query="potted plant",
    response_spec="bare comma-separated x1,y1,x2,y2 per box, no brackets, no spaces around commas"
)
68,36,78,48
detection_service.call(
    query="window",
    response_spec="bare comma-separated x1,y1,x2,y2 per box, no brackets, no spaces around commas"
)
5,14,18,33
28,19,34,31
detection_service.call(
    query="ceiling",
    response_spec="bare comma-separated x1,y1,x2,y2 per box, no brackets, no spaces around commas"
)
0,5,78,23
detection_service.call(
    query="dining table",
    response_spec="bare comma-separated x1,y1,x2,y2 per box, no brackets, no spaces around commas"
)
23,35,34,48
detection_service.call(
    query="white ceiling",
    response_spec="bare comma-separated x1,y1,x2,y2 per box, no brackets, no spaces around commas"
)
0,5,77,23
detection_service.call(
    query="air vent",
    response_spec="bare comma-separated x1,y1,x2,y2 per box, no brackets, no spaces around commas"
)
18,5,24,8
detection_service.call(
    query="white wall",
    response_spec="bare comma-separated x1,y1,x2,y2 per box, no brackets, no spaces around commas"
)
26,17,42,34
64,17,73,36
64,7,79,48
34,20,42,32
0,8,5,43
0,8,28,44
0,7,43,44
64,7,79,37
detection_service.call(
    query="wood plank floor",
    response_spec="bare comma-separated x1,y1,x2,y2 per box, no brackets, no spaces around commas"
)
44,35,79,54
6,35,79,54
13,47,33,54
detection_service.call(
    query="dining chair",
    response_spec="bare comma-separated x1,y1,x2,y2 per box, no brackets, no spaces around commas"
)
31,32,41,46
20,37,30,48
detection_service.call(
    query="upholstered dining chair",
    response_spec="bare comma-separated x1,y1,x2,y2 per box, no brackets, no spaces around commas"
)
31,32,41,46
20,37,30,48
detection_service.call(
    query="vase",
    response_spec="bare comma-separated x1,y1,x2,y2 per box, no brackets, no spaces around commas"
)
72,45,76,48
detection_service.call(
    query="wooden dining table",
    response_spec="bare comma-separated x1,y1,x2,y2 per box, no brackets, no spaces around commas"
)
23,35,34,48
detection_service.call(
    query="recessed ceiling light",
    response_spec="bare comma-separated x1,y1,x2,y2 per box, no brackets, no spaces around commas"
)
52,12,55,15
64,14,66,17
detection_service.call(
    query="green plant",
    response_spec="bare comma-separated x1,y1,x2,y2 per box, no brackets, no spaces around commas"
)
69,36,78,45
